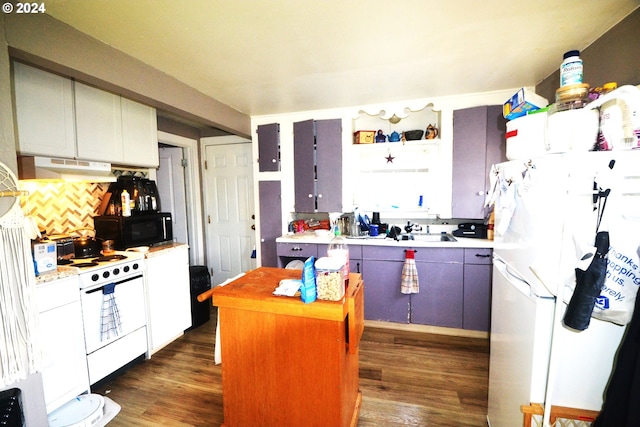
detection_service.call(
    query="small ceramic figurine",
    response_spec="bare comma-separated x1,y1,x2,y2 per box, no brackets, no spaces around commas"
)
375,129,386,143
425,124,439,140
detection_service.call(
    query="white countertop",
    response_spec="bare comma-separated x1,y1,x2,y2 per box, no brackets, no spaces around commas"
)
276,232,495,249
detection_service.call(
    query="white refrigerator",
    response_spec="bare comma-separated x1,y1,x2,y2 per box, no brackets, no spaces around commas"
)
487,150,640,427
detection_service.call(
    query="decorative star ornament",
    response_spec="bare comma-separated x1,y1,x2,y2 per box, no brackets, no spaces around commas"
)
385,153,395,163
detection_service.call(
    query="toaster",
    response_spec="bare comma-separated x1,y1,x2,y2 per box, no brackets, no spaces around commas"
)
46,234,75,261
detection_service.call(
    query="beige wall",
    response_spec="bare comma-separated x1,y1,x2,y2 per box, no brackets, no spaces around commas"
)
536,8,640,101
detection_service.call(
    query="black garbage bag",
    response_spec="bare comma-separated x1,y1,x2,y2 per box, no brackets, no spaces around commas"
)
563,231,610,331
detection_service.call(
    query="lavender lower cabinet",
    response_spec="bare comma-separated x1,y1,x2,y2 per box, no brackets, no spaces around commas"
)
276,242,317,268
410,248,464,328
279,242,492,331
462,248,493,331
362,259,410,323
410,261,464,328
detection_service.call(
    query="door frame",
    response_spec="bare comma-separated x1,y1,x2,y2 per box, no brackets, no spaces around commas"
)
156,130,205,265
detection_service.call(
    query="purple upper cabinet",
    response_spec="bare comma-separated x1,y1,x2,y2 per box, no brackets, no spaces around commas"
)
293,118,342,213
257,123,280,172
293,119,316,212
452,105,506,219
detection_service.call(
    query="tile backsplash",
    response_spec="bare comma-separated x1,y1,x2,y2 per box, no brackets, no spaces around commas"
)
19,181,108,235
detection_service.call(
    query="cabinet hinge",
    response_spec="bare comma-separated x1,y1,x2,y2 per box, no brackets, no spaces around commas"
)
181,158,188,168
204,160,208,170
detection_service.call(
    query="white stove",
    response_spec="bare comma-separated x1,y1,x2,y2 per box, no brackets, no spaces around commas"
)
73,250,148,385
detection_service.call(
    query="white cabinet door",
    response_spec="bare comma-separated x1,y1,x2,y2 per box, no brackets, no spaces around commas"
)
122,97,159,167
146,246,191,353
75,82,124,163
13,62,76,157
36,276,90,414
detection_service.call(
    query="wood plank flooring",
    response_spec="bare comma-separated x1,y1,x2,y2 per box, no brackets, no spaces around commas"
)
93,308,489,427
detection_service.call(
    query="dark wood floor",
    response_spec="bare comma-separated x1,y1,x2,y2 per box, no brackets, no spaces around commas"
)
93,308,489,427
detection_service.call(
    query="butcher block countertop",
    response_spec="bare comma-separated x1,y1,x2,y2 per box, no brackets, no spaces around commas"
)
212,266,363,322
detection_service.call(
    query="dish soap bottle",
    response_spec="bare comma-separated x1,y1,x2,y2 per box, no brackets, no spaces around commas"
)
327,226,350,287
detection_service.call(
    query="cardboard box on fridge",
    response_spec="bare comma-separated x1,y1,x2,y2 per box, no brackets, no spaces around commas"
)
503,88,548,120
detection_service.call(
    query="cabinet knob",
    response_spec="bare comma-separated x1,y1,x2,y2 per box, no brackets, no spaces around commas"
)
260,238,265,243
308,194,313,198
477,191,484,196
318,194,323,198
272,159,276,163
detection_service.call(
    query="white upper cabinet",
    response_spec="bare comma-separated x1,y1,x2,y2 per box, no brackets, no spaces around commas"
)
13,62,76,158
13,62,159,168
121,97,159,167
75,82,124,163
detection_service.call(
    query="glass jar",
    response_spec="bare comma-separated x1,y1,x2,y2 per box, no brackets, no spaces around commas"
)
315,257,346,301
327,234,349,286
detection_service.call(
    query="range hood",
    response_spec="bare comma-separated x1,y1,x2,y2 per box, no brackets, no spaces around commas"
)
18,156,117,182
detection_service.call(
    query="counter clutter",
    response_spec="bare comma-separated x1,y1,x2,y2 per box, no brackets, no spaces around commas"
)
276,231,495,249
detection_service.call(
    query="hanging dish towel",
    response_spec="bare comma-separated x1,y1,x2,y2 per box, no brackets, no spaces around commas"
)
401,250,419,294
101,283,122,341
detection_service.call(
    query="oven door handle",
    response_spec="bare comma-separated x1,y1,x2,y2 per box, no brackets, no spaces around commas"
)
84,274,144,294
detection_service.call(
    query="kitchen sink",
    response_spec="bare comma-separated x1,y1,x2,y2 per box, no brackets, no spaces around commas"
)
410,233,457,242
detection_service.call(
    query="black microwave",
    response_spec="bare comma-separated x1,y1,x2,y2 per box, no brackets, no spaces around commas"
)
94,212,173,250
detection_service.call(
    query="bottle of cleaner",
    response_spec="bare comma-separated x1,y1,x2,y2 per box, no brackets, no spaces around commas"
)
487,210,495,241
121,189,131,217
560,50,583,87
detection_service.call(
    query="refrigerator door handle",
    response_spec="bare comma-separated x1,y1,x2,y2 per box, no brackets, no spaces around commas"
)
494,255,533,298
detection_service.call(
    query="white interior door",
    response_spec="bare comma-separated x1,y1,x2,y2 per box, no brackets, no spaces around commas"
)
157,146,188,246
204,142,256,285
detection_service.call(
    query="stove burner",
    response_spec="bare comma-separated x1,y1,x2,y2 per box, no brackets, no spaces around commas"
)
93,254,127,262
74,262,100,268
57,259,73,266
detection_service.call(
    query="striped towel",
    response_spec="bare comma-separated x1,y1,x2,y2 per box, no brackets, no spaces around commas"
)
401,250,419,294
100,283,122,341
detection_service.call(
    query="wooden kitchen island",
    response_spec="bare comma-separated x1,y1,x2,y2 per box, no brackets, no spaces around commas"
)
212,267,364,427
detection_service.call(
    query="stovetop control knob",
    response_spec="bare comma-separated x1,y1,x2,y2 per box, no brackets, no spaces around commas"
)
123,265,130,273
133,263,139,270
91,273,99,282
103,271,110,279
113,268,120,276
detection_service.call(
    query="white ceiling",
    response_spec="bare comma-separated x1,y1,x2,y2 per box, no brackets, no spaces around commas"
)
44,0,639,117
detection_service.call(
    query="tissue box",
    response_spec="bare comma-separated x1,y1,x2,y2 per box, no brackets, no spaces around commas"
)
503,88,548,120
354,130,375,144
